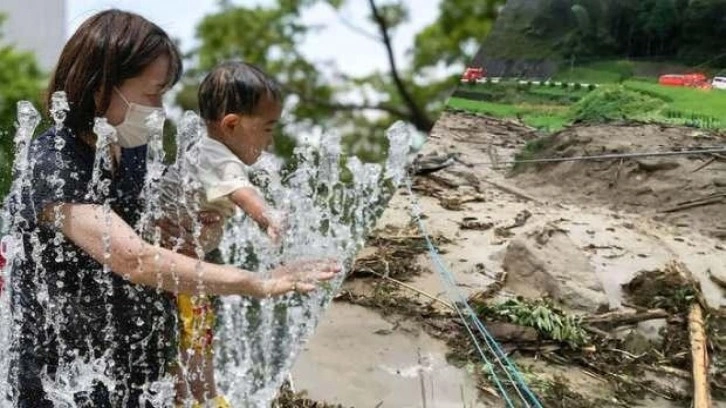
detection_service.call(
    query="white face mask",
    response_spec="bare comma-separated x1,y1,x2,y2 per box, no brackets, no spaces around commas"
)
114,88,165,148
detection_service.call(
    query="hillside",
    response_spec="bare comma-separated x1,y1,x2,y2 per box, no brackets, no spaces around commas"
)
472,0,726,77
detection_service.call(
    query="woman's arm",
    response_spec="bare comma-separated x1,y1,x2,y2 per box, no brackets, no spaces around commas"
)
44,203,337,296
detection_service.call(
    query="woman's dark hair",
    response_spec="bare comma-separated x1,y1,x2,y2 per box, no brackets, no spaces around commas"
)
198,61,283,122
47,9,182,136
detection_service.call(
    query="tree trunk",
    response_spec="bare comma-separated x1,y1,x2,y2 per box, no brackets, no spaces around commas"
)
367,0,435,132
689,303,712,408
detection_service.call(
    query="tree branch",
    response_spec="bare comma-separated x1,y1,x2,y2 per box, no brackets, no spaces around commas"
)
336,12,382,43
367,0,434,132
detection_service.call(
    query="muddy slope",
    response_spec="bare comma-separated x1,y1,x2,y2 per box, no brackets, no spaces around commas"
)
513,123,726,240
289,111,726,407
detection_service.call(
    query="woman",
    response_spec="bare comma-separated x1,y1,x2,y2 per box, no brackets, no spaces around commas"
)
5,9,338,407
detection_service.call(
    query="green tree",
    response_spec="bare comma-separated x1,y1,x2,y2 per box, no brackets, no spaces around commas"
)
471,0,726,67
176,0,498,162
412,0,504,70
632,0,679,56
679,0,726,65
0,14,46,199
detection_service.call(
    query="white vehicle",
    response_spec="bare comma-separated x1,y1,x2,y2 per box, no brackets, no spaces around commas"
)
711,76,726,90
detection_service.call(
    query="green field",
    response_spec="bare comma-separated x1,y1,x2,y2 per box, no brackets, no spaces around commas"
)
624,81,726,125
448,61,726,131
553,61,635,84
447,97,571,131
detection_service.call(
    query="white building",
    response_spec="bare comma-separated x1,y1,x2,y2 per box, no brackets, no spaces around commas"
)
0,0,66,72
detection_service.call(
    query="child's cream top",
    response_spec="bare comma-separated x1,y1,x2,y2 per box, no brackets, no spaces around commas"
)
159,137,258,222
156,136,260,253
189,137,255,218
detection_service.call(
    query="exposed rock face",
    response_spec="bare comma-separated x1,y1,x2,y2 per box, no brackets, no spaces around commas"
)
471,0,562,77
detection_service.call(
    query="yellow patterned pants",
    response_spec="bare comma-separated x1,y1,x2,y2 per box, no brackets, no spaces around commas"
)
176,395,231,408
177,294,216,356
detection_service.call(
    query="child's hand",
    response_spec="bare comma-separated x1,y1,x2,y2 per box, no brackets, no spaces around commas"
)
264,210,288,245
267,222,283,245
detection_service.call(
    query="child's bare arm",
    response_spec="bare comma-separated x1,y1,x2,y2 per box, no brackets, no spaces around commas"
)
229,186,272,230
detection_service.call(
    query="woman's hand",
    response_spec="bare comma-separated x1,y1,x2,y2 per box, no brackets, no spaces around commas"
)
157,211,224,254
257,259,342,297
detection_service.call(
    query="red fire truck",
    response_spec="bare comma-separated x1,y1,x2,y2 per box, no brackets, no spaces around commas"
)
658,73,711,89
461,67,486,83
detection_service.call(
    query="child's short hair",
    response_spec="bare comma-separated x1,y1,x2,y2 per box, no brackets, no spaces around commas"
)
198,61,283,122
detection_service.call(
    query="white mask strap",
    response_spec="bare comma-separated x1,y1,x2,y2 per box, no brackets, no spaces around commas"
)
114,87,130,107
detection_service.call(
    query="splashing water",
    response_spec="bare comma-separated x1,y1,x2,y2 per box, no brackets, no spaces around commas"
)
0,95,415,407
0,101,43,404
209,119,413,406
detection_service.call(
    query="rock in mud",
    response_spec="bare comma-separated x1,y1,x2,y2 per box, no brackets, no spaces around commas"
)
635,159,680,173
501,227,609,313
621,330,656,355
712,178,726,188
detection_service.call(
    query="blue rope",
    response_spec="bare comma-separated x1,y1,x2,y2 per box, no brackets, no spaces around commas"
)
404,178,543,408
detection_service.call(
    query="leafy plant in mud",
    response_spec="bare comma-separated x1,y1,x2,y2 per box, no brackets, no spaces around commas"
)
512,135,556,171
621,267,699,314
352,224,451,281
474,298,589,348
271,381,350,408
472,364,613,408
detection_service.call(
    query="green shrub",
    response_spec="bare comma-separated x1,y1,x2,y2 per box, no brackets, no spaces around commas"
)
623,83,673,102
570,86,664,124
574,83,582,90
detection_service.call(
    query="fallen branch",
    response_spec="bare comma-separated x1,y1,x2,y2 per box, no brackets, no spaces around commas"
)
620,301,648,312
584,309,670,326
480,177,543,204
573,358,684,401
707,269,726,290
660,196,725,213
468,271,507,303
689,303,712,408
439,193,486,211
641,365,691,380
358,267,455,311
583,324,612,339
675,192,726,206
424,173,460,189
691,157,717,173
